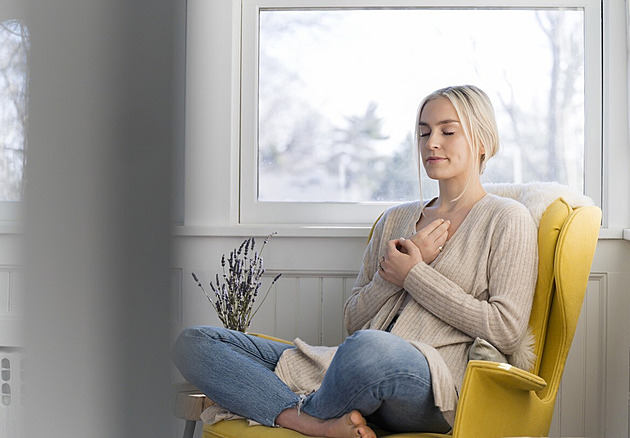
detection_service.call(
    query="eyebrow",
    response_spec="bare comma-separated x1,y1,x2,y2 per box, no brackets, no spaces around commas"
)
418,119,461,126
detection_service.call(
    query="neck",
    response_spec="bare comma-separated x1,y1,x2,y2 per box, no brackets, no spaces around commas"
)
435,177,486,212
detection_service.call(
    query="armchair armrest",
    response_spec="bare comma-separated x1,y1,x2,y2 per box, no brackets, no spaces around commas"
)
248,332,294,345
452,361,549,438
465,360,547,391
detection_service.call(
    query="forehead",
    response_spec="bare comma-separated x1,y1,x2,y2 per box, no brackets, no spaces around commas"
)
419,97,460,124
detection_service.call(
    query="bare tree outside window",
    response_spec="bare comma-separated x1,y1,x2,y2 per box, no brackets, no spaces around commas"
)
485,11,584,190
257,9,585,203
0,19,29,202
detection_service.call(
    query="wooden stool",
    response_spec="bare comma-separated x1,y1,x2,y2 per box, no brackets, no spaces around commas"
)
174,382,214,438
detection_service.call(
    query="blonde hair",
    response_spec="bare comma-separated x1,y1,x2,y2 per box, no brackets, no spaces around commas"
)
414,85,500,201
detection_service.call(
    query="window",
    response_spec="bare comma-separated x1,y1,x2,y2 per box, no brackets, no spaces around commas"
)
0,19,29,222
240,0,601,225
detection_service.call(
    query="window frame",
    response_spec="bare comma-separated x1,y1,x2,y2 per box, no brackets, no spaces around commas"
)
238,0,603,226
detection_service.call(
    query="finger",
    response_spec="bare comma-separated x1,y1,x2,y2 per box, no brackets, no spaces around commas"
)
377,255,385,272
425,220,450,246
435,231,448,247
428,218,451,236
383,240,398,262
396,237,419,256
419,218,447,236
386,239,399,254
380,241,398,274
433,219,450,239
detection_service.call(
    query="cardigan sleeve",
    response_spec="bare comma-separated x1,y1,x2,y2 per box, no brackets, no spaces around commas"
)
344,211,402,334
403,204,538,354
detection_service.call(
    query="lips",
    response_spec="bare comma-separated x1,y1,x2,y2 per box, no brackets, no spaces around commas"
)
426,156,447,163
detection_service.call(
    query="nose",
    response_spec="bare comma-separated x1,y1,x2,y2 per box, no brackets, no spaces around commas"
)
425,132,440,150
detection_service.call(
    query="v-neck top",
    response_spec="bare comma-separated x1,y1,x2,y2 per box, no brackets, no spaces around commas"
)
394,195,490,315
273,193,538,427
414,193,492,258
345,193,537,423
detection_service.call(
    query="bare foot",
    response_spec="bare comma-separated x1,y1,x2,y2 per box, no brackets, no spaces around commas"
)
324,410,376,438
276,408,376,438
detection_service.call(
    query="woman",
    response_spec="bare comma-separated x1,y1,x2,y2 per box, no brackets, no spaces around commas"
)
173,85,538,438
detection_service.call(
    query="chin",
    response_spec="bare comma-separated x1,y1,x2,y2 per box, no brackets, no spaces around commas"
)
424,171,446,180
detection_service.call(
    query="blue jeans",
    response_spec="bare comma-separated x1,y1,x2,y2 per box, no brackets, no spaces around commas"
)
172,327,451,433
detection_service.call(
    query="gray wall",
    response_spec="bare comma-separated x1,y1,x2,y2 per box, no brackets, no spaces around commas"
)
23,0,177,436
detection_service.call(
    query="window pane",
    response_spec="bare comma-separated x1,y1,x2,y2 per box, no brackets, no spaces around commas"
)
0,20,29,202
258,9,584,203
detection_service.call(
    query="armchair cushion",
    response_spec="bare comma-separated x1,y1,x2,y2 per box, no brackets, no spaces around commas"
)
468,337,507,363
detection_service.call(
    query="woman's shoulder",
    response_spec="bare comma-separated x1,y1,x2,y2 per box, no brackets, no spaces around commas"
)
481,194,537,237
483,193,534,219
370,201,422,238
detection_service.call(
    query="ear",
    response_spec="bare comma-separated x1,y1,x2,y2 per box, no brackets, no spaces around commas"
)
478,145,487,174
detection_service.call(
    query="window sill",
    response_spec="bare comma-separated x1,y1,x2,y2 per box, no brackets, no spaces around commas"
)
173,224,372,238
0,221,22,235
0,223,622,240
174,225,626,240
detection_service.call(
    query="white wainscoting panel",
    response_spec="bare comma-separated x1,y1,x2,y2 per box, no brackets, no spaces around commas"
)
0,268,22,347
549,274,607,437
248,271,357,346
603,270,630,438
174,268,358,346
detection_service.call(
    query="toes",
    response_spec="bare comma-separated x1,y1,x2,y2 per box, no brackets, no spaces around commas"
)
355,423,376,438
348,410,367,426
356,426,375,438
347,411,376,438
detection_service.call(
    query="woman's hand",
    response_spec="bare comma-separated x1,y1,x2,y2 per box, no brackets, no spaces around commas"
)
409,218,450,264
379,238,423,287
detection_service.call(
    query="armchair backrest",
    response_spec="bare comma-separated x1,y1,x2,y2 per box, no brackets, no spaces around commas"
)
528,198,601,400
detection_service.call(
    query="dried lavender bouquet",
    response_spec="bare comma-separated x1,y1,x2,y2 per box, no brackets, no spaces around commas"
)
192,233,281,332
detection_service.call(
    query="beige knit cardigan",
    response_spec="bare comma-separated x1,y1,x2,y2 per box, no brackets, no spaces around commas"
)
274,194,538,426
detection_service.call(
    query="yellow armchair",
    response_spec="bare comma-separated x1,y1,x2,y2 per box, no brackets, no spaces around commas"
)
202,197,601,438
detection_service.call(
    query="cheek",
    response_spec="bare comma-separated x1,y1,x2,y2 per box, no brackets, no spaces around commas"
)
419,143,429,159
454,140,473,160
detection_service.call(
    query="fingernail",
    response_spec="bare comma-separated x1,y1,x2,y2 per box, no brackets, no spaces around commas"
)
399,237,405,241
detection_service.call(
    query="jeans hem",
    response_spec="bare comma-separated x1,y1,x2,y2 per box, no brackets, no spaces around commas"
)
271,397,303,428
